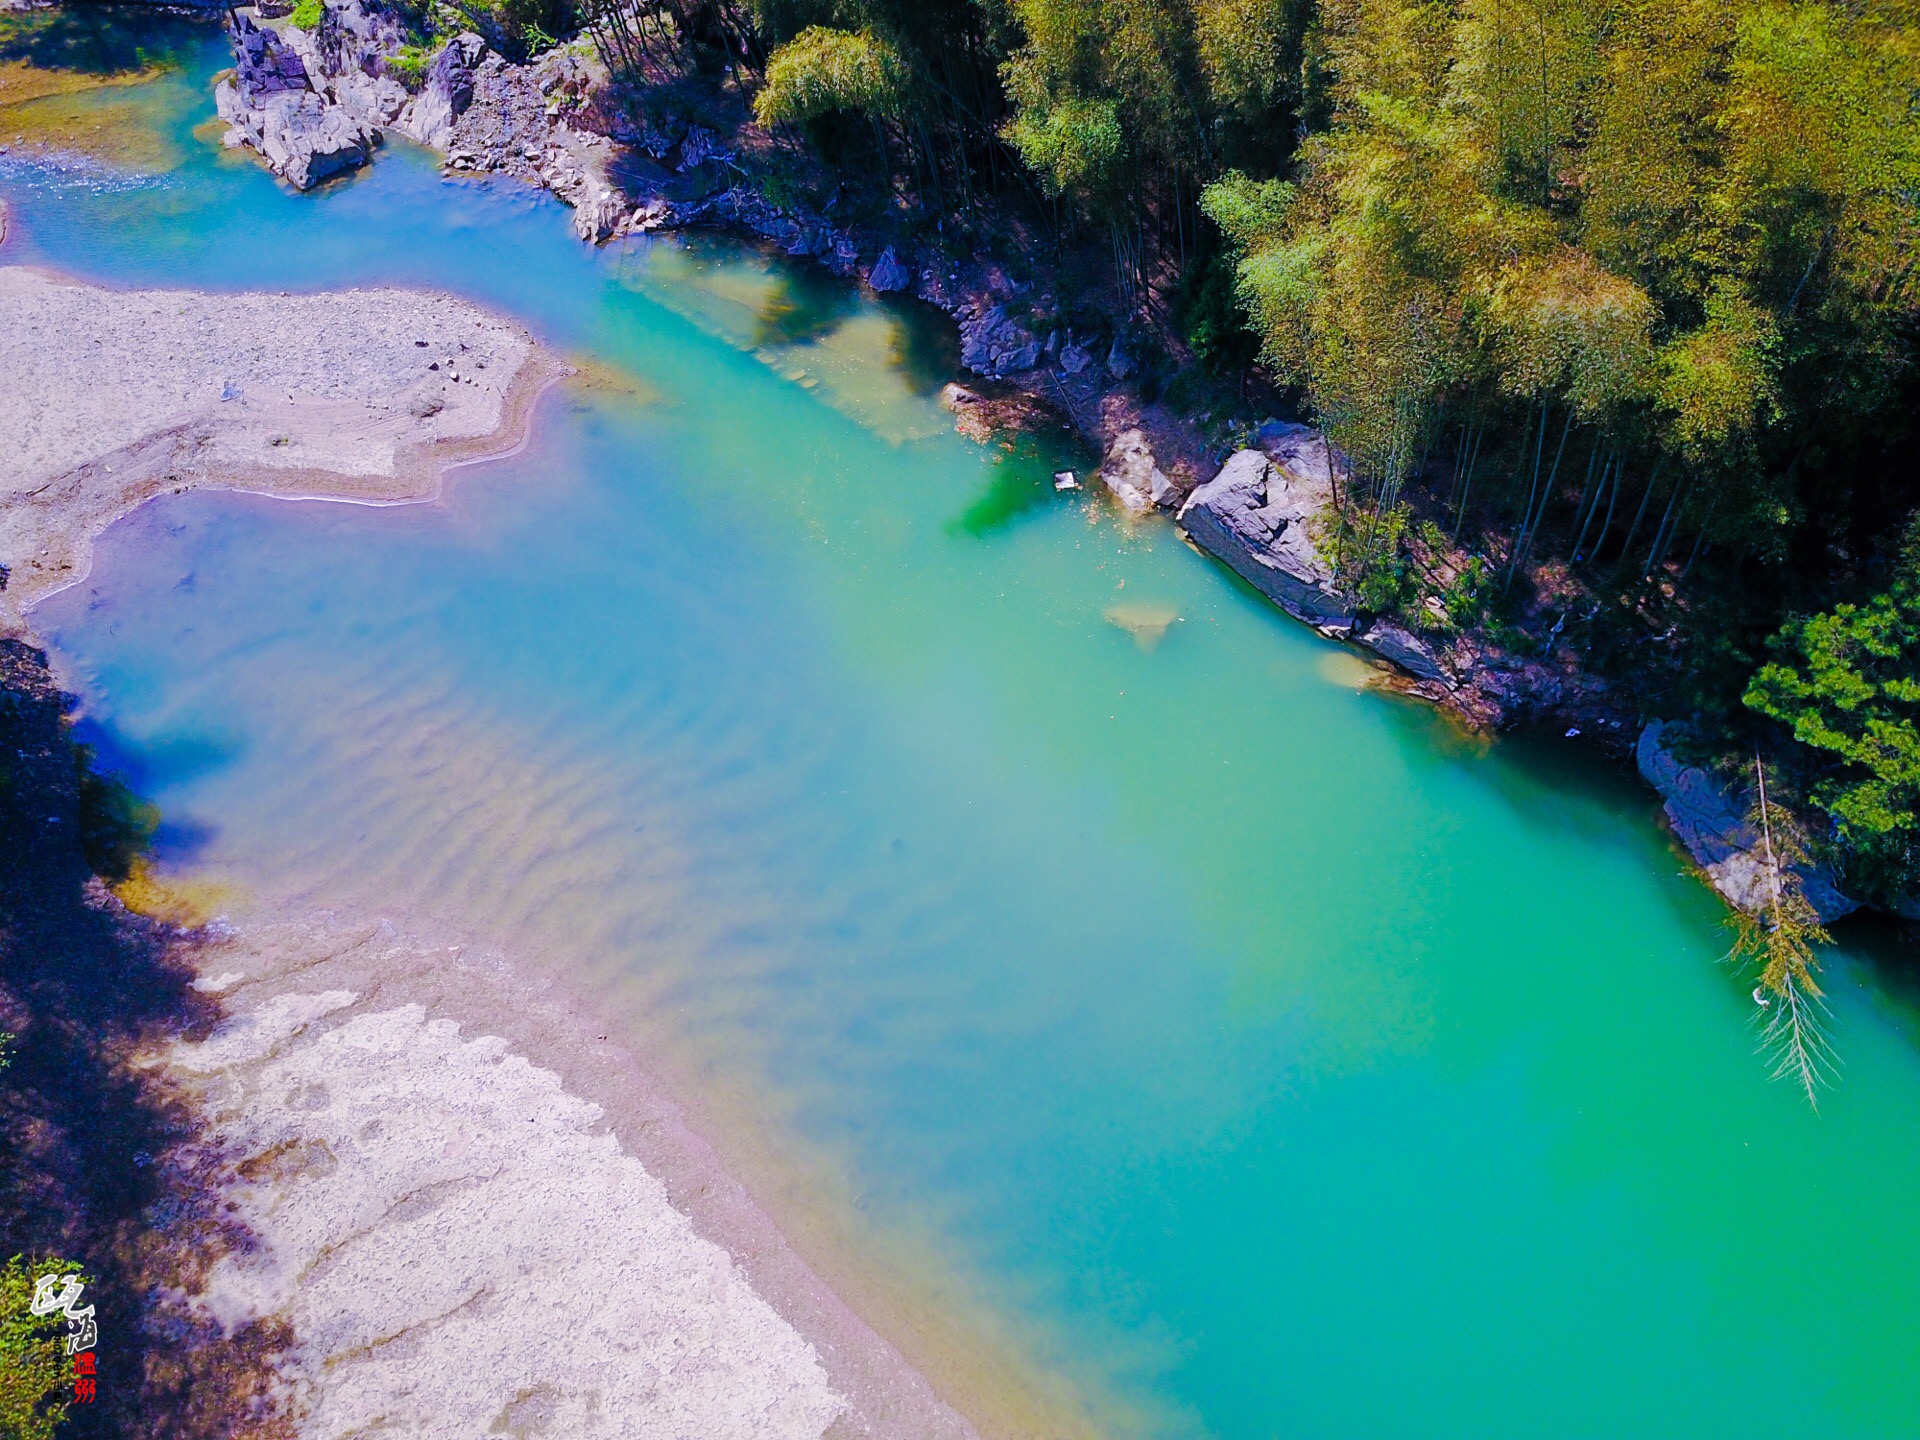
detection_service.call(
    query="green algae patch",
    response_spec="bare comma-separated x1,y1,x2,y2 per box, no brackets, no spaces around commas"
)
0,86,183,170
112,859,235,929
0,6,207,169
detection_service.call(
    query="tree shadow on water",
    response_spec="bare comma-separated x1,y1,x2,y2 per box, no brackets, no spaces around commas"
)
881,294,961,397
751,261,858,349
0,4,205,77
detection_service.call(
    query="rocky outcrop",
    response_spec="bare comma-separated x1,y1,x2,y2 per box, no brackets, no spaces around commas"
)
398,32,483,149
1353,616,1445,681
438,46,624,240
1177,435,1352,625
216,11,376,190
1099,429,1166,514
958,302,1041,378
868,246,911,293
1636,721,1859,923
1174,427,1452,682
219,4,621,210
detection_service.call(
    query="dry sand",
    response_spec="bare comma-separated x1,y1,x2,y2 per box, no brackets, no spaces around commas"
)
3,266,1014,1438
0,264,559,619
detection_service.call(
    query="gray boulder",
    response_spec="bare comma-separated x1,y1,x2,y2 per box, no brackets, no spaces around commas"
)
1099,430,1165,514
1059,340,1094,376
1105,341,1135,380
1636,721,1858,923
1356,617,1445,681
217,76,376,190
1177,447,1352,624
1149,463,1191,509
868,247,911,293
403,35,481,149
219,9,380,189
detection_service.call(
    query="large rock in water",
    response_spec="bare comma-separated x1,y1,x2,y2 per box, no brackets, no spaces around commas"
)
216,78,376,190
1099,429,1166,514
1636,721,1859,923
868,247,911,293
1177,444,1352,624
218,12,376,189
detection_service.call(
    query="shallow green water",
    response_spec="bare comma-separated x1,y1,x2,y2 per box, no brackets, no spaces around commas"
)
11,23,1920,1438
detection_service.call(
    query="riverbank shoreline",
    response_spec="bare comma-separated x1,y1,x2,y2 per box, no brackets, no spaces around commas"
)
157,898,1055,1439
0,259,1088,1437
207,1,1635,737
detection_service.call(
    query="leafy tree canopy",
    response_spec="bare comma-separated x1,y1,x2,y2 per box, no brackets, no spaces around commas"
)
1745,515,1920,905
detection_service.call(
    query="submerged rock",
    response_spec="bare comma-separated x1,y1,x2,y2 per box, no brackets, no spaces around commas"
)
1099,429,1166,515
1636,721,1859,923
1177,442,1352,624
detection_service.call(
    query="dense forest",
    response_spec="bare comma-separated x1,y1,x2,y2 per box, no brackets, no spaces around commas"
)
415,0,1919,931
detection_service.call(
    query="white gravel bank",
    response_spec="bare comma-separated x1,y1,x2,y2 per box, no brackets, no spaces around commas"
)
173,988,849,1439
0,264,556,615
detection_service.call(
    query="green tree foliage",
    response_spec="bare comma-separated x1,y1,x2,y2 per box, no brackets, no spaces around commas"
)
1745,516,1920,905
384,42,431,90
1000,0,1205,215
1724,756,1836,1106
1203,0,1920,576
0,1257,84,1440
753,24,907,125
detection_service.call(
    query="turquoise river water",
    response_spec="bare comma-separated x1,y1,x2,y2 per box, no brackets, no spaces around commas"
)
7,22,1920,1439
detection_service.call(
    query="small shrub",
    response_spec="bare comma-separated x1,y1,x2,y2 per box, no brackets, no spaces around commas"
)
289,0,324,30
1177,246,1259,377
1437,553,1492,632
385,43,430,90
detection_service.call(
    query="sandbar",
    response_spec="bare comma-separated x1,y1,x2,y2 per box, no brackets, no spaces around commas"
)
0,264,560,621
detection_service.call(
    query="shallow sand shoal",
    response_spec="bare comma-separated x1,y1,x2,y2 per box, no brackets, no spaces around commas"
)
164,908,995,1440
4,264,1086,1438
0,264,559,618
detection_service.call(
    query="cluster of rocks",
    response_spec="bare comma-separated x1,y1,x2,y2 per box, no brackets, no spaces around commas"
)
1636,721,1861,924
215,0,614,219
949,301,1135,384
216,11,378,190
648,184,869,274
442,45,630,242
